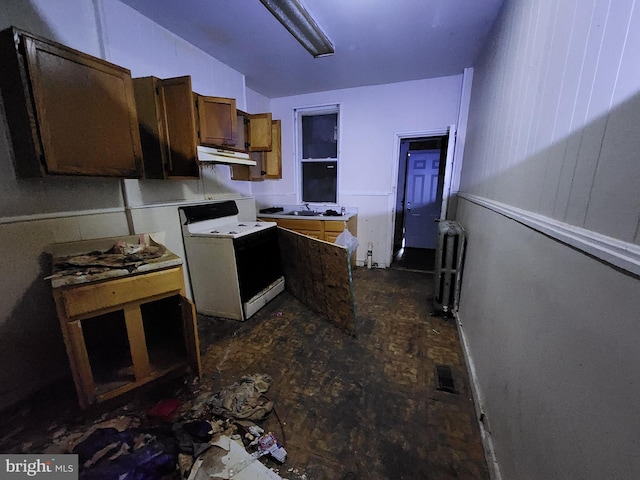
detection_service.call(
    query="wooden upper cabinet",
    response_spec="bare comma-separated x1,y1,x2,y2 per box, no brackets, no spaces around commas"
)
249,152,266,182
0,27,143,178
133,75,199,179
236,111,249,152
246,112,272,151
194,94,237,147
264,119,282,179
231,118,282,181
236,110,273,152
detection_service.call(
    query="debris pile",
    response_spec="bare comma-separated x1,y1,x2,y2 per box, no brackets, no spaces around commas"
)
33,374,301,479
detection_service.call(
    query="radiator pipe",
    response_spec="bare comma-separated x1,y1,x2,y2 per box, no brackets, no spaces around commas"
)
366,242,373,269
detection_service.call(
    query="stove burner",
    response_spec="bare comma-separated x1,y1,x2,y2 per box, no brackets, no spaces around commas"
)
182,208,277,239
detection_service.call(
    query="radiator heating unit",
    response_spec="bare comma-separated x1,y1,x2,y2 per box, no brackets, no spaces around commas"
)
433,220,466,314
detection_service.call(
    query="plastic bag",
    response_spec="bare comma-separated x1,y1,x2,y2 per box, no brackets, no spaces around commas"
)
334,228,359,255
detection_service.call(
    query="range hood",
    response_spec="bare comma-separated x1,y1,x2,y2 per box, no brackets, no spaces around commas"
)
197,146,256,166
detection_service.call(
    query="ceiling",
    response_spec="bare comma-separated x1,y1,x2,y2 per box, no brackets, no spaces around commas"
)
119,0,504,99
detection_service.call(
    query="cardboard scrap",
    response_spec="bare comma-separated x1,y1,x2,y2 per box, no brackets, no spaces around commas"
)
192,435,283,480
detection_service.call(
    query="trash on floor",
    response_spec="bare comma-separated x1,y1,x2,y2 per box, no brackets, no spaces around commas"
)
72,424,178,479
30,373,295,479
193,435,284,479
148,398,181,422
193,373,274,421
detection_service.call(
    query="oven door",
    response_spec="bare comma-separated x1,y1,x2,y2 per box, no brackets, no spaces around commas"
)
233,227,282,303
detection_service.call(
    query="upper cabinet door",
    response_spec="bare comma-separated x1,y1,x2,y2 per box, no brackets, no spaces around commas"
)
0,28,144,177
231,118,282,181
133,76,168,179
235,110,273,152
195,94,237,147
246,113,273,151
264,120,282,179
133,75,199,179
159,76,199,178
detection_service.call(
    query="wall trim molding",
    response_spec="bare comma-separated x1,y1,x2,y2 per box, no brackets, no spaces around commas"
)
126,197,243,210
458,193,640,277
0,197,254,225
0,207,125,226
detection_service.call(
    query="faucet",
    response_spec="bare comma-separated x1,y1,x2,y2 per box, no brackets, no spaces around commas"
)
303,202,311,211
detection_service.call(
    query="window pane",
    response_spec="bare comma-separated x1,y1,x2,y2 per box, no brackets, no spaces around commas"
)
302,161,337,203
302,113,337,158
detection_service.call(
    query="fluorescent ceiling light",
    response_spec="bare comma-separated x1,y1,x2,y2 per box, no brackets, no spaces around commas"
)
260,0,335,57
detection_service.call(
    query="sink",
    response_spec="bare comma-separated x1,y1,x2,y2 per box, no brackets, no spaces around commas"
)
285,210,322,216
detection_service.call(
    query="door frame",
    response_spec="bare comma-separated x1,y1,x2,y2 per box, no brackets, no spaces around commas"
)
388,125,457,266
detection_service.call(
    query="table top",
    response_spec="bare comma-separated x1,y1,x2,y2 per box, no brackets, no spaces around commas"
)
47,233,182,288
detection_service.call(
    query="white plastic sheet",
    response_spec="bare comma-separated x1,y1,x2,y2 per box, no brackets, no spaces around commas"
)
334,228,359,255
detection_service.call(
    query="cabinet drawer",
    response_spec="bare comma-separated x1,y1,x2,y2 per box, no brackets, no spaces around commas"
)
324,221,347,233
61,267,184,318
275,219,323,232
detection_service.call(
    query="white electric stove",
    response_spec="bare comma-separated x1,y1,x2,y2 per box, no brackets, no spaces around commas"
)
179,201,284,321
186,217,276,239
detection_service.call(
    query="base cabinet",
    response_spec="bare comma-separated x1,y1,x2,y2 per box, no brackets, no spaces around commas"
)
53,266,201,408
258,216,358,265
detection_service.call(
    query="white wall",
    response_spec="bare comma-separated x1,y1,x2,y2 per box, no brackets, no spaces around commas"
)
457,0,640,478
246,87,271,114
253,76,464,267
0,0,251,409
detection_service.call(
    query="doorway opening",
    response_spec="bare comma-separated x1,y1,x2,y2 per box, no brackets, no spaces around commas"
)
392,135,448,272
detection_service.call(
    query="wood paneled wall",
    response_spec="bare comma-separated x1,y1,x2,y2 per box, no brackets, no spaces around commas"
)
462,0,640,244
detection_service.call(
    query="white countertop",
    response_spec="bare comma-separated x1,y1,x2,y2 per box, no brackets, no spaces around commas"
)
257,211,356,221
257,205,357,221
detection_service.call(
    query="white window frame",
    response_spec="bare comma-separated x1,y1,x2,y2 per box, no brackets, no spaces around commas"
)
294,104,341,205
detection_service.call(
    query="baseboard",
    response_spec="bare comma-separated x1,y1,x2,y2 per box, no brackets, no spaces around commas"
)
454,311,502,480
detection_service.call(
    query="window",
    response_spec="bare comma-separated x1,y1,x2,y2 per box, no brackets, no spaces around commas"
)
296,106,339,203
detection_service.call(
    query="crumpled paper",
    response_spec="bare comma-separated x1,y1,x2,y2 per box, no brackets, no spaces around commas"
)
208,374,273,421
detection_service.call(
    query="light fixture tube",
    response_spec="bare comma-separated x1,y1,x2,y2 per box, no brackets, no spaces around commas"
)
260,0,334,57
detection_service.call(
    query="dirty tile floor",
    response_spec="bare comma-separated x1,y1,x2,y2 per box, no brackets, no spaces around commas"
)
0,267,489,479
